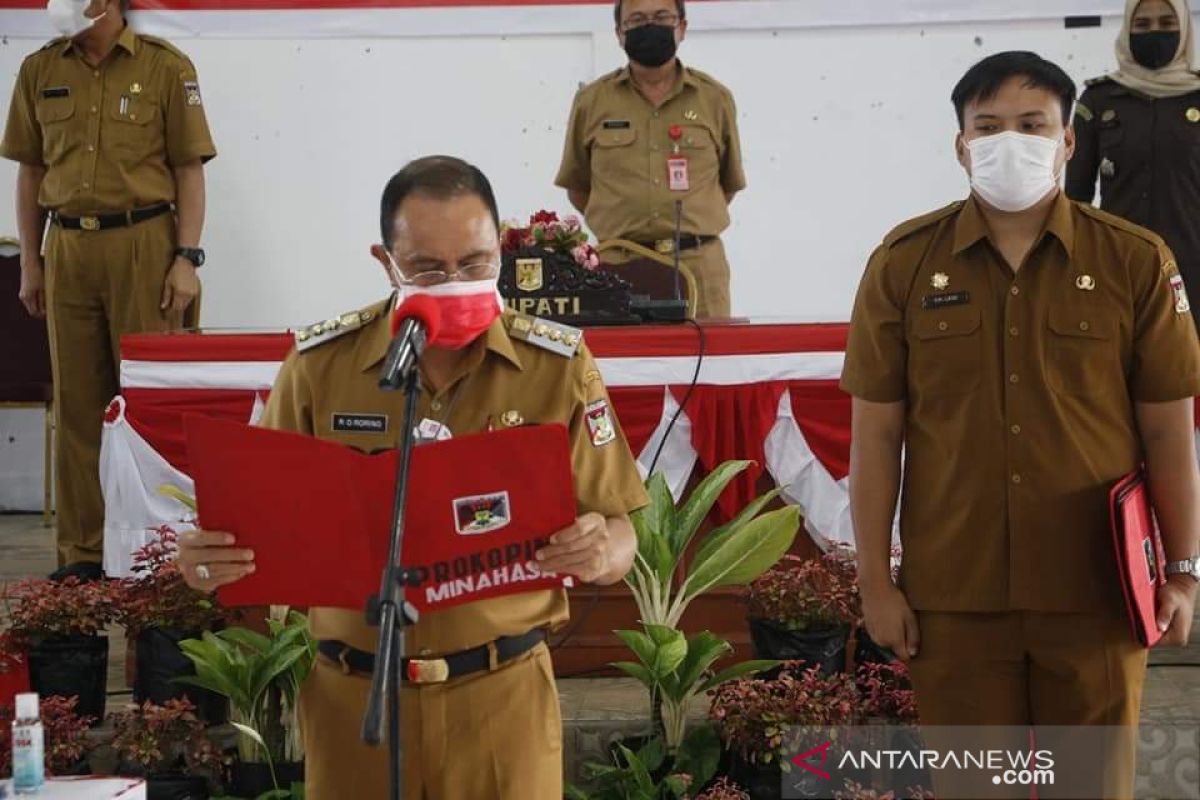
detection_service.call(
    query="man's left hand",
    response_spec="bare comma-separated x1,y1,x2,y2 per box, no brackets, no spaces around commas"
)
161,257,200,314
1155,576,1198,647
536,513,613,584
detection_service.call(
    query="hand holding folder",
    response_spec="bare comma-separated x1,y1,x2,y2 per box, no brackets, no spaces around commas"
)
1110,470,1167,647
184,416,577,613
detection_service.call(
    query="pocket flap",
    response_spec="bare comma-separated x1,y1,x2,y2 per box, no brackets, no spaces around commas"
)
914,309,981,340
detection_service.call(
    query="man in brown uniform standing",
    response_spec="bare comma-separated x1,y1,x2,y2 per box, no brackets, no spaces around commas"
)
177,157,648,799
555,0,745,319
2,0,216,577
843,52,1200,798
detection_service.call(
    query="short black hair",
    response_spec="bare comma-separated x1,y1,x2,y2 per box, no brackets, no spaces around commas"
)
613,0,685,26
951,51,1076,130
379,156,500,250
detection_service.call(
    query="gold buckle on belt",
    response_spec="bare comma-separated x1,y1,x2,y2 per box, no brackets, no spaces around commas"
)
654,238,675,255
406,658,449,684
79,216,100,231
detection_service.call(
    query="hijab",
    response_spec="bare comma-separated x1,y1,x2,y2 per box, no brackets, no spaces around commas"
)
1110,0,1200,98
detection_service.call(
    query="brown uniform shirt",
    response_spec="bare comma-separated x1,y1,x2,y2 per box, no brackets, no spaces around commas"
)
841,192,1200,613
1066,77,1200,320
260,299,649,655
0,26,217,215
555,63,746,242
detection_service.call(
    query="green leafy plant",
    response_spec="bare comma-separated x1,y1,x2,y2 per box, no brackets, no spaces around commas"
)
613,625,776,751
174,610,316,766
627,461,801,629
565,726,720,800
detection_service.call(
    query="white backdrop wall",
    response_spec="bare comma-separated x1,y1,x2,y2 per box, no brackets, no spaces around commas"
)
0,1,1169,508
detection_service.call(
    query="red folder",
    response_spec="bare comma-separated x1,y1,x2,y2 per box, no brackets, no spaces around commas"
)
1109,470,1166,647
184,416,577,613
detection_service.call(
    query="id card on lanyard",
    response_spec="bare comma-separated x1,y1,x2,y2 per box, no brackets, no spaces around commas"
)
667,124,690,192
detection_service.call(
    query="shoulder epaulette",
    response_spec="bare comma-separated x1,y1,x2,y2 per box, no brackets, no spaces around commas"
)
34,37,68,54
139,34,191,63
881,202,963,248
1075,203,1166,248
507,313,581,358
295,307,377,353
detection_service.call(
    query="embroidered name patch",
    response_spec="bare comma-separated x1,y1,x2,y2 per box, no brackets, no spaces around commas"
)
41,87,70,99
602,119,631,129
921,291,971,310
331,413,388,433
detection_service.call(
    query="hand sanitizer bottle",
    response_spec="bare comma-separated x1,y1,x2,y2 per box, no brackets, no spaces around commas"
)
11,693,44,794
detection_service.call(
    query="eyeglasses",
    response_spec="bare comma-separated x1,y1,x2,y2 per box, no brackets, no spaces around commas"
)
397,261,499,287
621,11,680,30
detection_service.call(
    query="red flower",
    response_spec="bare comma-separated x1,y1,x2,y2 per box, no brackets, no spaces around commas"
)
668,125,684,141
502,226,526,253
529,210,559,225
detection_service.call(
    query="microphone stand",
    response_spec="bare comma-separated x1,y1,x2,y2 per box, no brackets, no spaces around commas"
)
362,362,421,800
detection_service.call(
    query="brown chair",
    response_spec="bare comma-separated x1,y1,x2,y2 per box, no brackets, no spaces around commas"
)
0,237,54,526
596,239,699,316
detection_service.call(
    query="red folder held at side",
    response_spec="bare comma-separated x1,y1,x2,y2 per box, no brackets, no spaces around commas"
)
184,416,577,613
1109,470,1167,648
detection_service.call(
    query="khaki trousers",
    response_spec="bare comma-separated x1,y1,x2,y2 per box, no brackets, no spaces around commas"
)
907,611,1148,800
44,213,185,566
299,642,563,799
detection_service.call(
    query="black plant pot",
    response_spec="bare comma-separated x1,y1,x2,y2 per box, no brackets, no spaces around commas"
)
231,761,304,797
727,756,782,800
749,619,850,676
28,634,108,722
147,773,210,800
134,627,229,723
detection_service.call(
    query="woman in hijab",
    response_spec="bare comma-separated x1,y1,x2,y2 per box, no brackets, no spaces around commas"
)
1067,0,1200,325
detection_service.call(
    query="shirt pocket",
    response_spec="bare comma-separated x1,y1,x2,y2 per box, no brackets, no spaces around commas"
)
34,94,76,164
590,126,637,174
1045,303,1118,397
909,307,983,396
105,95,161,165
677,123,719,187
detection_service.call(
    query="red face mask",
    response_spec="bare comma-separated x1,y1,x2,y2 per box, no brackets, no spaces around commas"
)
397,278,502,349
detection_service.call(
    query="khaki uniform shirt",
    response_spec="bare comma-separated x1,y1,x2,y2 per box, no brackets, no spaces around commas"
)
555,63,746,242
260,299,649,655
1067,78,1200,319
841,193,1200,613
0,26,217,215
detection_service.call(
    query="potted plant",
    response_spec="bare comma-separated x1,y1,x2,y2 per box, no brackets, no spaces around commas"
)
175,610,315,798
118,526,231,723
1,577,120,721
746,548,861,675
566,732,714,800
694,776,751,800
709,664,859,800
0,695,95,779
109,698,228,800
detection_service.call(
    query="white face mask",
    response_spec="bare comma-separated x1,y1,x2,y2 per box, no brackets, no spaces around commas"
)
967,131,1062,212
46,0,103,38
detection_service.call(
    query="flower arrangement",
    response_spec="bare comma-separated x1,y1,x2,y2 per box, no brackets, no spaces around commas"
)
855,661,918,724
501,210,601,270
117,526,228,636
109,698,227,778
746,548,861,631
1,577,121,650
0,695,94,778
708,663,859,767
693,776,751,799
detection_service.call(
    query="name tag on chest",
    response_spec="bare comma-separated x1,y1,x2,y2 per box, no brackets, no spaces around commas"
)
921,291,971,310
331,413,388,434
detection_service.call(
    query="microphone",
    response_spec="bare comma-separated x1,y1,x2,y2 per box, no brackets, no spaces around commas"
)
378,295,442,390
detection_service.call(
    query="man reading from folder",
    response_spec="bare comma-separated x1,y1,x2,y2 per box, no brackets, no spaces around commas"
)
843,52,1200,798
176,156,647,799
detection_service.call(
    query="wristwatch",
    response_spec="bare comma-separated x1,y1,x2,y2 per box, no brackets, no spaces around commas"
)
1165,557,1200,583
175,246,205,268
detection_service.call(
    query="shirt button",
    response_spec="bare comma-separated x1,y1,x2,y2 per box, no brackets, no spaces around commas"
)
654,178,661,185
653,111,660,118
652,211,660,218
1011,424,1022,435
82,182,90,189
937,321,948,331
430,400,443,412
1012,473,1022,485
87,145,95,152
92,70,99,78
1079,321,1090,332
1010,286,1020,296
1009,373,1019,384
651,144,660,151
90,106,98,114
129,113,137,121
1009,326,1019,337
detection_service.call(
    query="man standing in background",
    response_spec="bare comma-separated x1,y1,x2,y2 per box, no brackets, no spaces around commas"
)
2,0,216,578
555,0,745,318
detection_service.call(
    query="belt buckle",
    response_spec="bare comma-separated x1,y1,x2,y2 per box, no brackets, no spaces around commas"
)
407,658,449,684
337,647,354,676
80,216,100,231
654,238,675,255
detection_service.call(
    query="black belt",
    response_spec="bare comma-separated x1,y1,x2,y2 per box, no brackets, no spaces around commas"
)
636,234,717,255
52,203,172,231
317,629,546,683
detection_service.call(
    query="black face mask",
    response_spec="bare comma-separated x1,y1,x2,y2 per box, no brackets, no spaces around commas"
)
1130,30,1181,70
624,23,678,68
